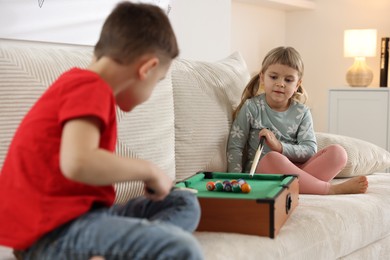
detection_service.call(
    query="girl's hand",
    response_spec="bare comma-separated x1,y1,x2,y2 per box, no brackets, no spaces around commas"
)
259,128,283,153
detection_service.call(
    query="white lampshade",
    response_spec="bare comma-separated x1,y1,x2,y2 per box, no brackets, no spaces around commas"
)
344,29,377,87
344,29,377,57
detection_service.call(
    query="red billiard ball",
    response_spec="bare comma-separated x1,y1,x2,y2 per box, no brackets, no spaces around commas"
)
206,181,215,191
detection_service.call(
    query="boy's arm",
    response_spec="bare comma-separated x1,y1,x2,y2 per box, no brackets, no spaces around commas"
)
59,117,172,200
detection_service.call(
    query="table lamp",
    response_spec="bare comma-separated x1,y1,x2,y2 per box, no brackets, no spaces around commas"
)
344,29,377,87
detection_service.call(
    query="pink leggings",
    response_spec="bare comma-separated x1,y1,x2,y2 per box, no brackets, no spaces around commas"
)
257,144,347,195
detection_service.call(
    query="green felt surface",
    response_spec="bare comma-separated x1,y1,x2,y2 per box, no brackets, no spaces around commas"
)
176,172,295,200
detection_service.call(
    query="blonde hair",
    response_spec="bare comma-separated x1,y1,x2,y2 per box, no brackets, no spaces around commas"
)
233,46,308,119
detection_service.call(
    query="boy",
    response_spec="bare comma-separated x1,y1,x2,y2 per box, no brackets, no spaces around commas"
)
0,2,203,260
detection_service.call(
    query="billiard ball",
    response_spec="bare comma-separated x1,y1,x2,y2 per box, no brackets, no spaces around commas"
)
237,179,246,186
241,183,252,193
223,180,231,185
206,181,215,191
223,182,232,192
232,183,241,192
215,181,224,191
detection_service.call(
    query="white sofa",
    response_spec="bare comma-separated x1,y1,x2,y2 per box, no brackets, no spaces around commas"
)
1,38,390,260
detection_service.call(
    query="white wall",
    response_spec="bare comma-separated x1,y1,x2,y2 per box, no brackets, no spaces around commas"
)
0,0,118,45
169,0,231,61
286,0,390,132
0,0,231,62
231,1,285,76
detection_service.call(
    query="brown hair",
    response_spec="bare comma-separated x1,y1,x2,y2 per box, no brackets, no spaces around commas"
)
233,46,308,119
94,2,179,65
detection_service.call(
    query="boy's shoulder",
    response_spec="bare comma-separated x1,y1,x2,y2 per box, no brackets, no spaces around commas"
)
51,68,107,90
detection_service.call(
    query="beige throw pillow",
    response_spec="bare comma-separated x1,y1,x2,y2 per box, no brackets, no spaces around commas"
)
316,132,390,177
172,52,250,181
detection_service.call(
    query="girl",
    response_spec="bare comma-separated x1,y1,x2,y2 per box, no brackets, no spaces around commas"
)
227,46,368,195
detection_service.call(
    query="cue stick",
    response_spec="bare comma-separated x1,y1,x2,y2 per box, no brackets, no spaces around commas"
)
249,136,265,177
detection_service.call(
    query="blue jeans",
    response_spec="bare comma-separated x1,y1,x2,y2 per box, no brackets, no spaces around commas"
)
22,189,203,260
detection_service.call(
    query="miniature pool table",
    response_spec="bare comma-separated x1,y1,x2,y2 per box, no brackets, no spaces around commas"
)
176,172,299,238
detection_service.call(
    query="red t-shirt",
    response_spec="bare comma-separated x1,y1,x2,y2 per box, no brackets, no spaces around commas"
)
0,68,117,249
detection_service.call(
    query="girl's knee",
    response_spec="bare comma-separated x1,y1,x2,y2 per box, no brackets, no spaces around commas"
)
325,144,348,165
262,151,289,163
258,151,289,173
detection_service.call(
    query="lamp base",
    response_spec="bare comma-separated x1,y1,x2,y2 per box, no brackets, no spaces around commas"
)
346,57,373,87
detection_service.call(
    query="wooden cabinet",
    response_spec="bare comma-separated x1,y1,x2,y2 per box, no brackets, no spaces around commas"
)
328,88,390,151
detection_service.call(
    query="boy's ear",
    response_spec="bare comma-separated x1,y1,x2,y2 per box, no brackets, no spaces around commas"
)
138,57,159,80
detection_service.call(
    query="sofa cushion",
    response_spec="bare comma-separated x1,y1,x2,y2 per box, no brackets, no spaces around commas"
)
172,52,250,181
316,132,390,177
0,39,92,171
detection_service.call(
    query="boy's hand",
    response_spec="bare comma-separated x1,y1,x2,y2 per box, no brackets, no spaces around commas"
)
144,163,173,201
259,128,283,153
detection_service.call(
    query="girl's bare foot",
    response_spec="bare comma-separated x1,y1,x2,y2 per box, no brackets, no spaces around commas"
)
328,176,368,195
90,257,105,260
